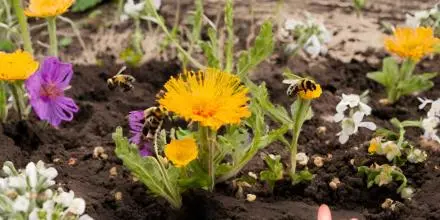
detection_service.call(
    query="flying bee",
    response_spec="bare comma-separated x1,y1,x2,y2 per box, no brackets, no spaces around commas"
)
283,78,318,97
141,106,168,142
107,66,136,92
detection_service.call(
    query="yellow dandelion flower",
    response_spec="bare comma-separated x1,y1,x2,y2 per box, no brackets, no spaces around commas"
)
0,50,39,81
159,68,251,130
25,0,75,18
164,138,199,167
298,81,322,100
384,27,440,61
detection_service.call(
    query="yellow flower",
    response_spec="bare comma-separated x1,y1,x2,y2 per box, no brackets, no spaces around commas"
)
25,0,75,18
298,81,322,100
368,137,380,154
0,50,39,81
384,27,440,61
159,68,251,130
164,138,198,167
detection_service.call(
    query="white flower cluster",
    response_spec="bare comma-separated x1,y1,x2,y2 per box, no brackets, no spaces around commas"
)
120,0,161,22
334,93,376,144
418,97,440,143
281,15,332,58
0,161,93,220
405,5,439,28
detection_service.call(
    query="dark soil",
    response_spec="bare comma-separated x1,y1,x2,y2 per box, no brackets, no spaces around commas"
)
2,0,440,220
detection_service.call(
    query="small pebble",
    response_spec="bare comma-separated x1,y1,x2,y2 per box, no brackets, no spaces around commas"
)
381,198,394,210
316,126,327,135
100,153,109,160
313,156,324,167
109,167,118,177
132,176,139,182
327,153,333,159
350,159,355,166
93,146,105,158
379,98,391,105
248,172,258,180
329,177,341,190
114,192,123,201
246,194,256,202
53,158,62,164
68,158,77,166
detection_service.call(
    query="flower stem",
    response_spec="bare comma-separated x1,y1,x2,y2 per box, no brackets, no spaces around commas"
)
289,98,311,183
9,81,27,120
47,17,58,57
200,126,215,191
11,0,33,55
0,81,8,122
133,17,143,55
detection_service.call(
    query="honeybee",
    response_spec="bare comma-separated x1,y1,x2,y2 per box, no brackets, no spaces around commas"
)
141,106,167,142
107,66,136,92
283,78,318,97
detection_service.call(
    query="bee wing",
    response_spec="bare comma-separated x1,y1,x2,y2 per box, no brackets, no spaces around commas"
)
282,79,300,85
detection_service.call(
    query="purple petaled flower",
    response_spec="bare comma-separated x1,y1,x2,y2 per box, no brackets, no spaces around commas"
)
128,110,153,157
25,57,79,127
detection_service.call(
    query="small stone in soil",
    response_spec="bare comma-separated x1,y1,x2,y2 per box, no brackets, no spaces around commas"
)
246,194,256,202
68,158,77,166
316,126,327,134
109,167,118,177
314,156,324,167
53,158,62,164
115,191,123,201
93,146,105,159
248,172,258,179
329,177,341,190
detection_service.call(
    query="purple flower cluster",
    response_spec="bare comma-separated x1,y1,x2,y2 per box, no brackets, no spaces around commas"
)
128,110,153,157
25,57,78,127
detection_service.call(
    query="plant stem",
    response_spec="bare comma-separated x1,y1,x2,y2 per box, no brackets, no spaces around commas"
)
9,81,27,120
225,0,234,73
11,0,33,54
0,81,8,122
47,17,58,57
289,98,310,183
144,0,205,69
199,126,215,191
133,17,143,54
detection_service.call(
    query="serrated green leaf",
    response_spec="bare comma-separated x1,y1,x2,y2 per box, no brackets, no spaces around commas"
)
191,0,203,44
397,73,437,95
201,28,220,68
367,57,399,88
237,21,274,78
72,0,102,12
292,170,314,185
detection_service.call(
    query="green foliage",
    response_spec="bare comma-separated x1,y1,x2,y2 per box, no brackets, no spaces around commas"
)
358,164,412,198
200,28,220,68
59,37,73,48
113,127,182,209
191,0,203,44
260,154,284,191
72,0,103,12
0,40,15,52
224,0,234,72
367,57,437,103
292,170,314,185
120,47,142,67
237,21,274,78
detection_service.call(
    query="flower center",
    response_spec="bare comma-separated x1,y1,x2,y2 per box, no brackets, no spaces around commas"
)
40,83,63,100
192,101,218,118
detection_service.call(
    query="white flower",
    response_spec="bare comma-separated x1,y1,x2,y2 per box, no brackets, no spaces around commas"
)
25,162,37,189
418,97,433,110
335,94,372,119
120,0,147,21
296,153,309,166
13,195,29,212
79,214,94,220
0,178,8,191
428,99,440,118
337,111,376,144
304,35,321,58
422,117,440,143
407,148,427,163
8,175,27,189
36,161,58,187
66,198,86,215
29,208,39,220
405,11,430,28
284,19,303,30
381,141,401,161
55,189,75,207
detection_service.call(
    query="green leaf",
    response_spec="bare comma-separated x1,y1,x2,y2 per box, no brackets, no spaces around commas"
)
0,82,8,122
113,127,182,208
191,0,203,44
0,40,15,52
397,73,437,95
201,28,221,68
59,37,73,48
367,57,399,88
292,170,314,185
237,21,274,78
72,0,103,12
260,154,284,191
120,47,142,67
374,128,399,140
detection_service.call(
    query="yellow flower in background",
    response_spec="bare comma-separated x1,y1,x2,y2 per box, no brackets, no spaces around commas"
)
368,137,380,154
298,81,322,100
384,27,440,61
159,68,251,130
25,0,75,18
165,138,198,167
0,50,39,81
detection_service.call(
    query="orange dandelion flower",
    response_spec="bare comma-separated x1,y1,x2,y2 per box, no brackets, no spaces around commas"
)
164,138,198,167
25,0,75,18
0,50,39,81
